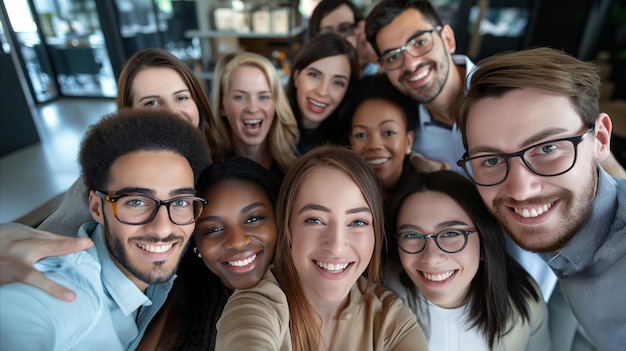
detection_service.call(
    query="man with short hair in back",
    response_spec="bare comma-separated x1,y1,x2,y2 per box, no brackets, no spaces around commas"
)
0,109,211,350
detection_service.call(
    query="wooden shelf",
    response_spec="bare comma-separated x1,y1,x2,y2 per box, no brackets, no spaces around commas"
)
185,24,305,39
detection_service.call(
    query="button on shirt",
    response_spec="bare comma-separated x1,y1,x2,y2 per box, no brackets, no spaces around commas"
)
0,222,174,350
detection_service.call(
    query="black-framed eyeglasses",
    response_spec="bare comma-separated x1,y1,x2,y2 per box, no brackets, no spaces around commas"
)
378,26,442,71
457,125,595,186
95,190,207,225
395,229,477,254
321,22,357,38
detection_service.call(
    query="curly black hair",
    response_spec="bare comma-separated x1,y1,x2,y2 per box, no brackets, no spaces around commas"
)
79,108,211,194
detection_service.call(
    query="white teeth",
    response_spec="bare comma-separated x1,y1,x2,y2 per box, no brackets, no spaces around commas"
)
514,203,552,218
423,270,455,281
408,69,429,82
228,253,257,267
243,119,261,125
308,99,328,108
137,243,174,253
367,158,389,165
315,261,349,273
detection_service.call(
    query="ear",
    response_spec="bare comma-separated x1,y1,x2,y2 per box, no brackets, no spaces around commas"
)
292,69,300,88
89,190,105,225
440,24,456,54
593,113,612,162
405,130,415,155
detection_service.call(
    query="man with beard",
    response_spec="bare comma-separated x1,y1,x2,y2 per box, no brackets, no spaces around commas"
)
456,47,626,351
0,109,210,350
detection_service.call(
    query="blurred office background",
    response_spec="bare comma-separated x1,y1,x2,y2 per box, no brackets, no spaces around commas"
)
1,0,625,223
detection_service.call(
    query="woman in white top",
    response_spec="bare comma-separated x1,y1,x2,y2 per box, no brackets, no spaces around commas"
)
388,170,550,351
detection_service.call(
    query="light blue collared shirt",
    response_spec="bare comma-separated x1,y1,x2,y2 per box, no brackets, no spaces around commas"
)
0,222,174,350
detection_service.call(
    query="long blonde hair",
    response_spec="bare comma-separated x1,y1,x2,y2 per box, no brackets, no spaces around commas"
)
211,52,299,172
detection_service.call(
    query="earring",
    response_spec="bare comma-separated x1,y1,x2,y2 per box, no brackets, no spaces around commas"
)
193,247,201,258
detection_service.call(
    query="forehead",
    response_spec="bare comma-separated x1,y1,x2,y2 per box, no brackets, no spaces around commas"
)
376,8,431,52
353,99,407,127
465,89,582,152
304,55,351,77
294,166,367,206
203,179,270,205
401,191,473,226
320,4,356,27
227,65,270,91
108,150,194,192
131,67,187,98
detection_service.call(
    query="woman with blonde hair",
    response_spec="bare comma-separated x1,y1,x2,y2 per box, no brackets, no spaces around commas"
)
211,52,299,178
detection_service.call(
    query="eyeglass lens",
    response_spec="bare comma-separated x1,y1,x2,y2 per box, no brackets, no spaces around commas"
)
466,138,579,186
380,28,438,70
113,195,204,225
397,229,470,254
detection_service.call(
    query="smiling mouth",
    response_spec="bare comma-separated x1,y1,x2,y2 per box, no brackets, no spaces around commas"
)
406,68,429,82
308,98,328,108
315,260,350,273
243,119,262,127
367,157,390,165
421,270,456,282
227,253,258,267
136,243,174,253
512,202,553,218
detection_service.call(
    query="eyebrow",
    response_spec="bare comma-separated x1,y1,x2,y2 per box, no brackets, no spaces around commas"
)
196,201,267,223
468,127,570,155
231,89,272,95
114,187,196,197
298,204,371,215
398,220,469,232
353,119,401,130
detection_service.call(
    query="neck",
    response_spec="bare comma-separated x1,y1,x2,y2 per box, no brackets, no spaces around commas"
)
232,140,272,170
424,60,466,126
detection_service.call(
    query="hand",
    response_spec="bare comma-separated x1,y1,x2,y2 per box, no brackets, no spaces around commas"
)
409,152,451,173
0,226,93,302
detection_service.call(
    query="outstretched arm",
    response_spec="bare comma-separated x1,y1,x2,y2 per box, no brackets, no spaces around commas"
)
0,225,92,301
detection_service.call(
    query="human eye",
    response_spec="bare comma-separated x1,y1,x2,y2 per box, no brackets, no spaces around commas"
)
197,224,224,236
383,130,397,137
353,131,367,139
171,197,191,208
476,155,505,168
410,34,429,48
439,230,462,238
121,196,150,208
400,232,421,240
245,214,266,224
307,71,320,79
304,217,323,225
233,94,246,101
259,94,272,101
384,51,401,64
175,94,191,102
332,79,347,88
142,99,159,107
350,219,369,227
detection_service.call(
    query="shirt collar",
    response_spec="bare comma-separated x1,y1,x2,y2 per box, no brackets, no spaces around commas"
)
88,224,158,316
546,166,618,276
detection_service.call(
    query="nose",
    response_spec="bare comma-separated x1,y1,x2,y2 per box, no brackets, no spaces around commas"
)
246,98,259,113
366,133,383,150
323,221,346,253
503,157,542,201
224,227,252,250
418,237,446,265
401,49,422,73
314,80,328,97
145,205,177,238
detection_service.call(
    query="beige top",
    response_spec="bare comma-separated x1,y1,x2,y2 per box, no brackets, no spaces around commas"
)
216,269,428,351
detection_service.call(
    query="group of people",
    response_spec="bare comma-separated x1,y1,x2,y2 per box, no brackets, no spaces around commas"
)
1,0,625,350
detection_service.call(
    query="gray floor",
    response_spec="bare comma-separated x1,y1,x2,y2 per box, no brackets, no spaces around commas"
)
0,98,117,223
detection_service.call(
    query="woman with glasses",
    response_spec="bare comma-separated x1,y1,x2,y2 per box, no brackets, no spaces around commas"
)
287,33,360,153
389,170,550,350
308,0,383,77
